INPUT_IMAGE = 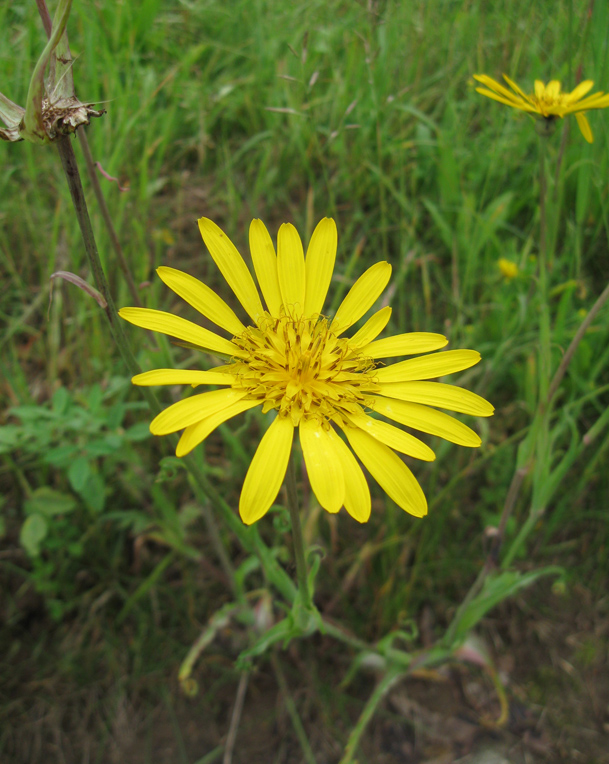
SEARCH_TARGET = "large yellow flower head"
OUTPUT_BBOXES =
[473,74,609,143]
[120,218,493,525]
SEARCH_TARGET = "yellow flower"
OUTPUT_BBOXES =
[498,258,518,280]
[473,74,609,143]
[120,218,493,525]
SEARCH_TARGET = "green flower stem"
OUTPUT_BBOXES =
[286,451,313,611]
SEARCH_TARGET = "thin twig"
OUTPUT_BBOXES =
[223,671,249,764]
[77,129,142,305]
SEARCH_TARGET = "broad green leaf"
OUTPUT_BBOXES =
[24,487,77,517]
[20,513,48,556]
[68,457,91,494]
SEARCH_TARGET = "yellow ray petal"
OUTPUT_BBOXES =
[326,427,371,522]
[343,425,427,517]
[198,217,265,324]
[501,74,531,101]
[362,332,448,360]
[332,261,392,335]
[474,74,524,102]
[475,88,536,112]
[300,418,345,513]
[132,369,235,386]
[303,218,338,317]
[372,396,482,447]
[564,80,594,104]
[176,398,260,457]
[534,80,545,99]
[349,306,392,347]
[249,219,282,316]
[150,388,248,435]
[575,112,593,143]
[347,411,435,461]
[239,415,294,525]
[546,80,561,98]
[277,223,306,317]
[377,381,494,416]
[375,349,481,383]
[156,266,245,336]
[572,92,609,110]
[119,307,245,358]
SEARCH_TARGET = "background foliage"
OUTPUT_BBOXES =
[1,0,608,761]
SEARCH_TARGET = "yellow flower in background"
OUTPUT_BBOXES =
[498,258,518,280]
[120,218,493,525]
[473,74,609,143]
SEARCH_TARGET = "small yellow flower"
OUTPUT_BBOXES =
[473,74,609,143]
[498,258,518,280]
[120,218,493,525]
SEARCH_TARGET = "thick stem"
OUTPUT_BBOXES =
[285,451,313,610]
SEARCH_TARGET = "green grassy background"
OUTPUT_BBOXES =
[1,0,609,761]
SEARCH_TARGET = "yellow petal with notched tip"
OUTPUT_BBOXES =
[575,112,593,143]
[303,217,337,317]
[332,261,391,335]
[326,427,370,522]
[249,219,282,316]
[150,388,248,435]
[343,425,427,517]
[349,306,392,347]
[377,381,494,416]
[372,396,482,447]
[240,415,294,525]
[277,223,306,317]
[119,307,245,358]
[156,266,245,336]
[176,398,260,457]
[300,418,345,513]
[198,217,265,324]
[362,332,448,360]
[132,369,235,386]
[347,411,435,461]
[375,349,480,383]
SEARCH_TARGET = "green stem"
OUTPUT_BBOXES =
[286,451,312,610]
[339,667,404,764]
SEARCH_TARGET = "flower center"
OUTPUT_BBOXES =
[227,313,379,426]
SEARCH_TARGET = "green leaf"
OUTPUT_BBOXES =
[24,487,77,517]
[452,567,563,642]
[20,513,48,556]
[123,422,152,442]
[68,456,91,493]
[81,472,106,513]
